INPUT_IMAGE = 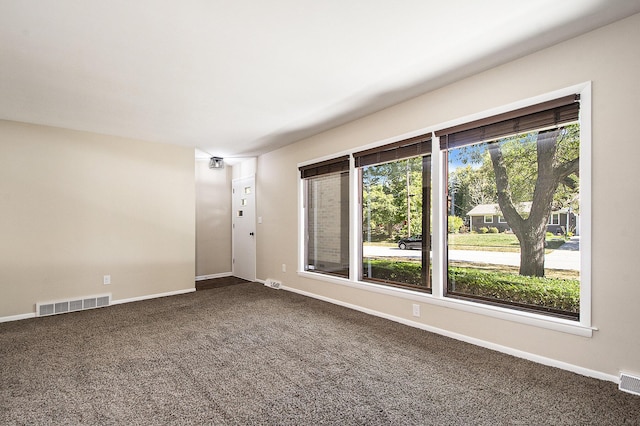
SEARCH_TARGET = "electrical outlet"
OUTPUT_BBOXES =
[282,263,286,272]
[412,303,420,317]
[103,275,111,285]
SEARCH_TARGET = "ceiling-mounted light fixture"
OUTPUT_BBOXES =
[209,157,224,169]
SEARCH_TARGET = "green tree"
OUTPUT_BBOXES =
[448,215,464,233]
[489,125,579,276]
[404,159,423,238]
[449,165,495,217]
[450,124,579,277]
[363,185,397,240]
[363,157,424,241]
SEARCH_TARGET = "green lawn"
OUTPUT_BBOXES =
[449,233,520,251]
[448,233,566,252]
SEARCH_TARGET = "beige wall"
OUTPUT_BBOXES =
[232,158,257,180]
[256,13,640,378]
[195,159,232,277]
[0,121,195,317]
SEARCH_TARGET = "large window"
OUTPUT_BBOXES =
[438,95,581,319]
[354,136,432,291]
[300,156,350,277]
[298,89,588,327]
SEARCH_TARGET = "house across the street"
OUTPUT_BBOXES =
[467,202,579,235]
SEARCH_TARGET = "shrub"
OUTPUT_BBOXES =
[364,259,422,286]
[448,216,464,234]
[448,267,579,313]
[488,227,499,234]
[478,227,489,234]
[363,259,579,314]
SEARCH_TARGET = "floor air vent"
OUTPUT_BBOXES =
[264,278,282,289]
[619,373,640,396]
[36,294,111,317]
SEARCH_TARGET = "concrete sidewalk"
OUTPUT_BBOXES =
[363,245,580,271]
[449,249,579,270]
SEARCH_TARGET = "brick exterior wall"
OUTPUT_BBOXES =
[306,172,349,274]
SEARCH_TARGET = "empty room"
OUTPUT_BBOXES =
[2,1,640,424]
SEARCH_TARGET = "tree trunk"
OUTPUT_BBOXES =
[518,225,547,277]
[488,129,577,277]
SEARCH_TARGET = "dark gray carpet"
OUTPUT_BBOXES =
[196,276,251,291]
[1,282,638,425]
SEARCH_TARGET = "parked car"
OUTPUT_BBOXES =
[398,235,422,250]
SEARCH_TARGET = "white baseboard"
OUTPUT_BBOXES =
[196,272,233,281]
[111,288,196,305]
[0,288,197,324]
[0,312,36,323]
[281,285,619,385]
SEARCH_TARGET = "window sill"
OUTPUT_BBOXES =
[297,270,594,337]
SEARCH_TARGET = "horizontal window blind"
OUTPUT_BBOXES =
[299,155,350,179]
[353,134,432,168]
[436,94,580,150]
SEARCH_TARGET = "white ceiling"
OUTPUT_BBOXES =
[2,1,640,159]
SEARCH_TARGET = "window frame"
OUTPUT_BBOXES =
[354,135,432,292]
[484,215,494,223]
[440,97,582,319]
[299,156,351,278]
[297,82,592,336]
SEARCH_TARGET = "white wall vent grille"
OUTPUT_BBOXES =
[620,373,640,396]
[38,304,54,316]
[54,302,69,314]
[36,294,111,317]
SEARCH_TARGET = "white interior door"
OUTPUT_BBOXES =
[232,176,256,281]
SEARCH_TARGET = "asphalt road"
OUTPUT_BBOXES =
[363,243,580,271]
